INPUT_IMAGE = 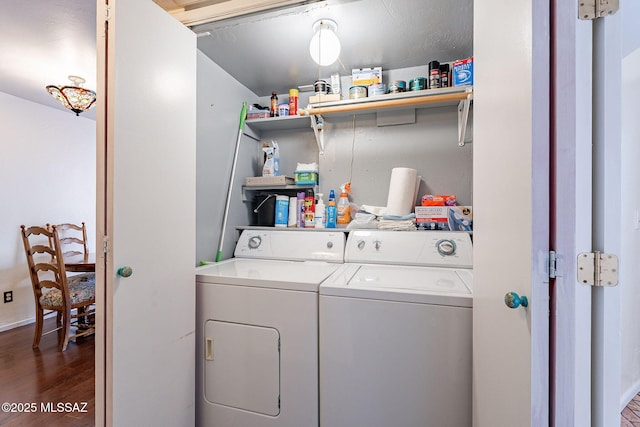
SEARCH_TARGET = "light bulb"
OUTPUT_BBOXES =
[309,20,340,66]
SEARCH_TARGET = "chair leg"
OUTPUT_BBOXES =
[77,306,86,327]
[59,309,71,352]
[56,311,62,327]
[32,307,44,349]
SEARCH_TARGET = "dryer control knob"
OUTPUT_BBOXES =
[248,236,262,249]
[327,241,333,249]
[357,240,365,250]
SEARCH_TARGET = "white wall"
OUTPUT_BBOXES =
[0,91,95,331]
[620,46,640,406]
[196,50,258,263]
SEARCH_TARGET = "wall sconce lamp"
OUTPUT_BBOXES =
[46,75,96,116]
[309,19,341,66]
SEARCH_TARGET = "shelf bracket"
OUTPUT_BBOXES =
[309,114,325,155]
[457,95,472,147]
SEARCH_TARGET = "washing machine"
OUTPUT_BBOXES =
[196,229,345,427]
[319,230,473,427]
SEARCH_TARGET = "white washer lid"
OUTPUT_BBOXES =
[320,264,473,307]
[196,258,341,292]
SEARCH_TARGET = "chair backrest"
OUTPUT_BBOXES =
[20,225,71,309]
[47,222,88,258]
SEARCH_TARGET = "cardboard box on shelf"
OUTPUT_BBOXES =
[247,109,270,119]
[352,67,382,87]
[453,57,473,86]
[415,205,473,231]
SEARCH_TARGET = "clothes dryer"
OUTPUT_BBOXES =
[319,230,473,427]
[196,229,345,427]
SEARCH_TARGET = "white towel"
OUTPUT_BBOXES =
[377,218,416,231]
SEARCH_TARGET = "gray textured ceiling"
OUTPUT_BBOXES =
[0,0,97,119]
[0,0,473,116]
[193,0,473,97]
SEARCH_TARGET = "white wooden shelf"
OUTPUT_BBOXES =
[244,86,473,154]
[301,86,472,114]
[245,114,309,132]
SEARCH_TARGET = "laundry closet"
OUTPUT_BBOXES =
[100,0,552,425]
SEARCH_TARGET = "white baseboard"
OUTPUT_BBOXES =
[621,379,640,411]
[0,317,35,333]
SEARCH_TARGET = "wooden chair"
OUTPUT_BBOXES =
[20,224,95,351]
[47,222,88,258]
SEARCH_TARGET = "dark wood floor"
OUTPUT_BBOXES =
[0,315,94,426]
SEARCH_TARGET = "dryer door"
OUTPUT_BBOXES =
[204,321,281,416]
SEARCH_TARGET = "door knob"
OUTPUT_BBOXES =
[117,266,133,277]
[504,292,528,309]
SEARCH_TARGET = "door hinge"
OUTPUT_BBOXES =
[103,236,110,254]
[577,251,619,287]
[549,251,558,279]
[578,0,619,20]
[105,4,111,22]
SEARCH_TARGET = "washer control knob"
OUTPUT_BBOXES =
[436,239,457,256]
[373,240,381,251]
[248,236,262,249]
[357,240,365,250]
[327,241,334,249]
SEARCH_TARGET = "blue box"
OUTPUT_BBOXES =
[453,57,473,86]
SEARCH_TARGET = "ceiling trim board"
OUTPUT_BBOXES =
[162,0,309,26]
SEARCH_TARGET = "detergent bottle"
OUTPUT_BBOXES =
[314,194,326,228]
[326,190,337,228]
[337,184,351,226]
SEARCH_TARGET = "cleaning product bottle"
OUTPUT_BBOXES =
[326,189,337,228]
[304,188,315,228]
[314,194,326,228]
[337,185,351,226]
[270,91,278,117]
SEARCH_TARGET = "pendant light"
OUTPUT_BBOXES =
[309,19,341,66]
[46,76,96,116]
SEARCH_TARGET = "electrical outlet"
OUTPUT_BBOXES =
[3,291,13,303]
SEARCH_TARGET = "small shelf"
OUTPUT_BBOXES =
[245,115,310,132]
[241,184,316,202]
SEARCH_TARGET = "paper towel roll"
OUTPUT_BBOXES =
[288,196,298,227]
[386,167,418,216]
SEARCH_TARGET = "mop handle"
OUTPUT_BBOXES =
[216,102,247,262]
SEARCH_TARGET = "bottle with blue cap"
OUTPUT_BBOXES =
[326,189,337,228]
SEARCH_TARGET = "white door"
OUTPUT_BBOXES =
[554,4,623,427]
[473,0,550,425]
[475,1,624,426]
[96,0,197,425]
[552,1,594,425]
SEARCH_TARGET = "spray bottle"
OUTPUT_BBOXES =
[337,184,351,227]
[326,190,337,228]
[304,188,315,228]
[314,193,326,228]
